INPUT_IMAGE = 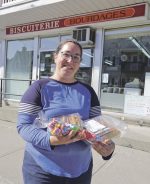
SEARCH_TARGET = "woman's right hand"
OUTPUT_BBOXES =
[50,130,86,145]
[92,139,115,157]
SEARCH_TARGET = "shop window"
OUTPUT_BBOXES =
[39,35,70,79]
[39,48,93,85]
[6,39,34,100]
[39,51,55,79]
[60,35,72,42]
[40,35,72,50]
[75,48,93,85]
[40,37,59,50]
[39,35,93,85]
[101,33,150,110]
[0,41,2,77]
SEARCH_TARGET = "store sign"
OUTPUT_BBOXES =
[6,4,146,35]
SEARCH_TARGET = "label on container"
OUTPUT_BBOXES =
[84,119,106,133]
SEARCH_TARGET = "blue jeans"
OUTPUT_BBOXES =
[22,151,93,184]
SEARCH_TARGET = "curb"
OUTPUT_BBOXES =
[102,110,150,127]
[114,136,150,153]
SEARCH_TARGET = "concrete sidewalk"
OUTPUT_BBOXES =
[0,120,150,184]
[0,120,24,184]
[92,146,150,184]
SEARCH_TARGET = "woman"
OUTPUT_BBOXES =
[17,40,115,184]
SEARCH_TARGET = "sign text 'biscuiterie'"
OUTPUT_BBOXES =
[6,4,146,35]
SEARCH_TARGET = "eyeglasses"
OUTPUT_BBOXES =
[60,51,81,63]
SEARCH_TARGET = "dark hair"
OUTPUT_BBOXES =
[55,39,82,56]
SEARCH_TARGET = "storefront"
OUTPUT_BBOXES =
[101,26,150,116]
[0,0,150,116]
[4,35,94,100]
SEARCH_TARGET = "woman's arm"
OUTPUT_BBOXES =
[17,79,52,151]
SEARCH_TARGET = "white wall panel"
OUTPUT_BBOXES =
[91,29,104,97]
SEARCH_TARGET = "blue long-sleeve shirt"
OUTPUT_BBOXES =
[17,78,101,178]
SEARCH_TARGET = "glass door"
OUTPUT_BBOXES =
[6,39,34,100]
[76,48,93,85]
[39,48,93,85]
[39,51,55,79]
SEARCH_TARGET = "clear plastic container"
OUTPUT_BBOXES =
[83,115,128,143]
[47,113,83,136]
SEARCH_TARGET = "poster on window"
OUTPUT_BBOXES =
[102,73,109,83]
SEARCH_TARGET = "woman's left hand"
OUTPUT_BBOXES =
[92,139,115,157]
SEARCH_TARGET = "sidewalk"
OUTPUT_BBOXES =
[102,109,150,127]
[0,120,24,184]
[0,119,150,184]
[92,146,150,184]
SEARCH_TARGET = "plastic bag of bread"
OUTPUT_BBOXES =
[83,115,127,143]
[47,113,83,136]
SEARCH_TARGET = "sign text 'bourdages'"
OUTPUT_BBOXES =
[6,4,146,35]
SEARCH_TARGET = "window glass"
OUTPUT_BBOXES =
[0,41,2,77]
[6,39,34,100]
[60,35,72,41]
[40,36,59,50]
[39,35,72,79]
[40,35,72,50]
[39,35,93,85]
[76,48,93,85]
[39,51,55,79]
[101,33,150,110]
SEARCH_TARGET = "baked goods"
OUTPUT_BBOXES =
[47,113,82,136]
[47,113,127,143]
[83,115,127,143]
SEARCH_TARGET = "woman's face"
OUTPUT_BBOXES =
[54,42,81,81]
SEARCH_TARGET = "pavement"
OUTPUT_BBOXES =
[0,119,150,184]
[102,109,150,127]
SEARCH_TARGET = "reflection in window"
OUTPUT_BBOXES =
[102,35,150,95]
[76,48,93,85]
[39,51,55,79]
[39,48,94,85]
[60,35,72,42]
[40,35,72,50]
[40,37,59,50]
[6,39,34,100]
[39,35,93,85]
[0,42,2,77]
